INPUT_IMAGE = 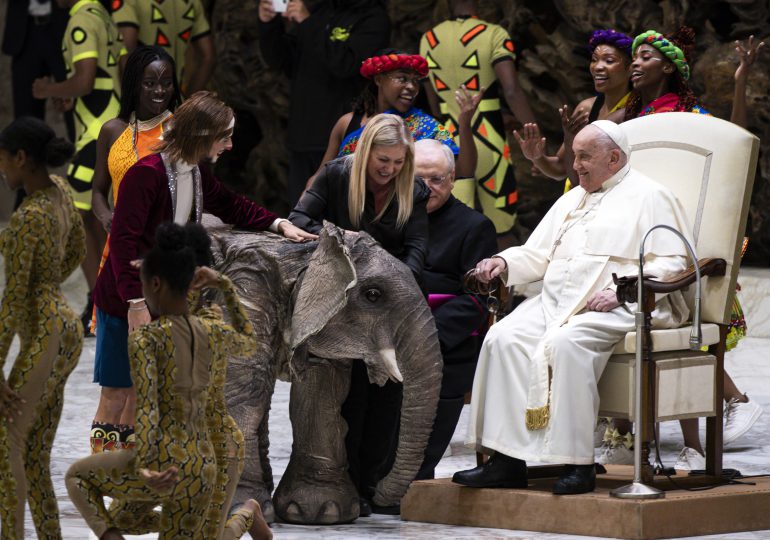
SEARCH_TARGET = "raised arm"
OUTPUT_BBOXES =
[730,35,765,128]
[192,269,257,358]
[454,85,483,179]
[514,123,567,180]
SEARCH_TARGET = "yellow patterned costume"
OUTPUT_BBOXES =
[65,275,257,538]
[63,0,126,210]
[420,17,519,234]
[0,176,85,539]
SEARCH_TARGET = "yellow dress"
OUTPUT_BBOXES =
[0,176,85,539]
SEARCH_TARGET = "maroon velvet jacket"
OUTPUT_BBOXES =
[93,153,279,318]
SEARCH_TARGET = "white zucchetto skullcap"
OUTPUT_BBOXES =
[590,120,630,156]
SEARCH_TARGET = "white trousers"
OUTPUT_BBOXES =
[467,295,636,465]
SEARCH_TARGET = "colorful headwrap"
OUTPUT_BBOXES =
[360,54,429,79]
[632,30,691,80]
[589,29,633,58]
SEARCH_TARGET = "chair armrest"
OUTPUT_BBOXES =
[613,258,726,304]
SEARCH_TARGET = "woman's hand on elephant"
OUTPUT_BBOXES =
[189,266,222,291]
[0,383,25,422]
[474,256,507,283]
[278,220,318,242]
[140,466,178,492]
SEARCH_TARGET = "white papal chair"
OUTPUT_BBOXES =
[467,112,759,485]
[595,112,759,485]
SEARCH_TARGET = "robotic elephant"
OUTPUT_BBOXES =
[206,219,442,525]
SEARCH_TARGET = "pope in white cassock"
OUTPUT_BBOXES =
[453,120,693,494]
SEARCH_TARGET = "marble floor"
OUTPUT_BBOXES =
[2,261,770,539]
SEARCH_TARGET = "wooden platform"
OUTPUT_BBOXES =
[401,466,770,539]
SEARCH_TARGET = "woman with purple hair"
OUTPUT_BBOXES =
[515,29,633,185]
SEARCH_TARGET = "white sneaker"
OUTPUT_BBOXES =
[594,417,611,448]
[723,397,763,445]
[674,447,705,471]
[598,442,634,465]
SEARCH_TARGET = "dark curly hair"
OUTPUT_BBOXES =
[141,222,212,295]
[0,117,74,168]
[624,27,699,120]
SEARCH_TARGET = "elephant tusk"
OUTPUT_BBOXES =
[379,348,403,383]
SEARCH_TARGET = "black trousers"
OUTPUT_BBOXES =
[287,149,325,208]
[342,360,402,500]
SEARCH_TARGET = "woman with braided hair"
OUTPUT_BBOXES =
[306,50,481,190]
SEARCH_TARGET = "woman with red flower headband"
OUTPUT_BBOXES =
[305,49,481,192]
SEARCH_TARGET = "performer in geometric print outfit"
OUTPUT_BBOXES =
[0,118,86,539]
[66,223,265,539]
[420,0,535,239]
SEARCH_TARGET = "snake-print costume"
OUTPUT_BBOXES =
[65,275,257,538]
[0,176,85,539]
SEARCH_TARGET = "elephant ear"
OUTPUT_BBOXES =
[289,221,357,351]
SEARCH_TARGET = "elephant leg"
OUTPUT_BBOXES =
[273,357,359,524]
[225,357,276,523]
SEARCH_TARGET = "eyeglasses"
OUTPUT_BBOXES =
[415,174,450,186]
[387,74,425,87]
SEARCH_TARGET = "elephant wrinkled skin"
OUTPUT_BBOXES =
[204,217,443,525]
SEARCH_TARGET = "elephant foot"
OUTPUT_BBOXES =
[260,499,275,524]
[274,464,360,524]
[282,499,356,525]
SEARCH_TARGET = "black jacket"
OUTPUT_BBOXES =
[424,195,497,360]
[2,0,69,57]
[258,0,390,152]
[289,157,430,280]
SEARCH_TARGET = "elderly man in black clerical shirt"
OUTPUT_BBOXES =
[413,139,498,480]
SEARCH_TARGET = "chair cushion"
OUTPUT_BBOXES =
[612,323,721,354]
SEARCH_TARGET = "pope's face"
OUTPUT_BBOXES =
[572,127,619,192]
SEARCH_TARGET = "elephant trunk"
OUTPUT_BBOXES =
[373,302,443,506]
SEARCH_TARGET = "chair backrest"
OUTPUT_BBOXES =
[621,113,759,325]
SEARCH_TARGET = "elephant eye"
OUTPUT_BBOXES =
[364,288,382,303]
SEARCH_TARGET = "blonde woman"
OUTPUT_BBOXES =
[289,113,429,513]
[290,113,428,280]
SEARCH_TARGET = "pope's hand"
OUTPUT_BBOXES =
[586,289,621,312]
[474,257,506,283]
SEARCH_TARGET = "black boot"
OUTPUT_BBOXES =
[452,453,527,488]
[552,464,596,495]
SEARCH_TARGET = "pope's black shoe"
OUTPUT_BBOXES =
[452,453,528,488]
[552,464,596,495]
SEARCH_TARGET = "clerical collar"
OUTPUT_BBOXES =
[596,163,631,193]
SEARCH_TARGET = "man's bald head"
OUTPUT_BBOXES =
[415,139,456,213]
[571,124,628,192]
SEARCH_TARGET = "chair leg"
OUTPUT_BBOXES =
[706,325,727,477]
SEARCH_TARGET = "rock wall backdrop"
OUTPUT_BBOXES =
[2,0,768,264]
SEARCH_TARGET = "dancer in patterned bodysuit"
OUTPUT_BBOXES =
[0,118,85,539]
[66,223,260,539]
